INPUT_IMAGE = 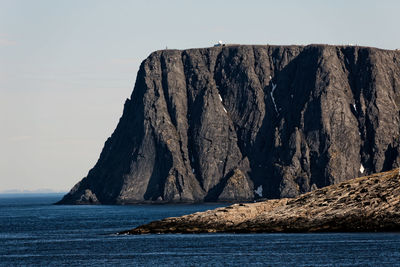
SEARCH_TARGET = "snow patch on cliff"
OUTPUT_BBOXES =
[255,185,263,197]
[360,164,365,173]
[216,93,227,113]
[270,82,278,114]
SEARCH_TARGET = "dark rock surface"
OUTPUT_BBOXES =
[58,44,400,204]
[120,168,400,234]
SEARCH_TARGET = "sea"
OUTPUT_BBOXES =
[1,194,400,266]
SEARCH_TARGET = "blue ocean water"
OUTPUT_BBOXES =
[1,195,400,266]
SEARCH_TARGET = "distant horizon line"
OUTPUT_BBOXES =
[0,189,68,194]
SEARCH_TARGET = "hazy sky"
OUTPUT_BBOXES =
[1,0,399,192]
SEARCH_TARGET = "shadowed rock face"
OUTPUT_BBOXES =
[58,45,400,205]
[120,168,400,234]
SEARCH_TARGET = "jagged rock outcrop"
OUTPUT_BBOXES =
[58,44,400,204]
[120,168,400,234]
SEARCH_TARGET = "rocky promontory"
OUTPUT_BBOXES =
[58,44,400,204]
[120,168,400,234]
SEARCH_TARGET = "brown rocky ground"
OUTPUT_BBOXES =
[120,168,400,234]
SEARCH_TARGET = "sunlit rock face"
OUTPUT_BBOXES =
[58,45,400,204]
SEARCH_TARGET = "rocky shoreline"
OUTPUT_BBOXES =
[120,168,400,234]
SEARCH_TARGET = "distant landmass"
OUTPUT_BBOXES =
[120,168,400,234]
[58,44,400,205]
[0,189,66,194]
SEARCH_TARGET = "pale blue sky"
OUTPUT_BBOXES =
[1,0,399,192]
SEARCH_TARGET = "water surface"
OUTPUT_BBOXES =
[1,195,399,266]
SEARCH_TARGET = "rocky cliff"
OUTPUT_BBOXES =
[120,168,400,234]
[58,44,400,204]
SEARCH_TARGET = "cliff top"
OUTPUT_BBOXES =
[150,43,399,56]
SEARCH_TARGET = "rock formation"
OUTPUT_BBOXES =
[120,168,400,234]
[58,44,400,204]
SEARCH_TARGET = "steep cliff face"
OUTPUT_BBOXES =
[58,45,400,204]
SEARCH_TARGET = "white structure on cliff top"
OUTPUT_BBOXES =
[214,40,224,47]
